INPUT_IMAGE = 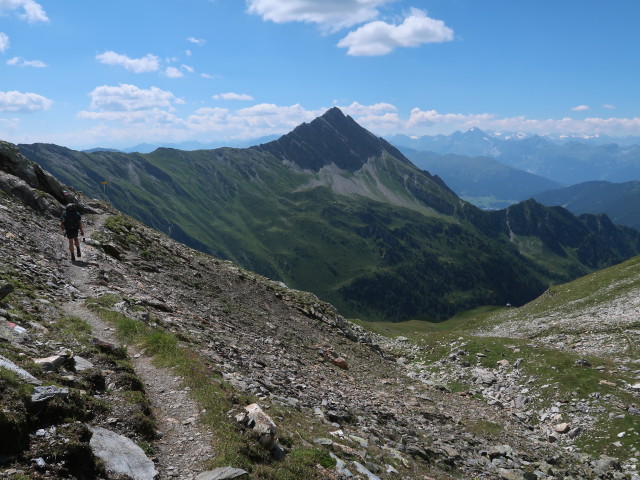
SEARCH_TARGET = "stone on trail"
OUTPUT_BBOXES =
[89,426,157,480]
[194,467,248,480]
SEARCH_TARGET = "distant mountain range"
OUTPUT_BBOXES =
[16,109,640,322]
[533,180,640,231]
[398,149,563,209]
[388,128,640,185]
[83,135,282,154]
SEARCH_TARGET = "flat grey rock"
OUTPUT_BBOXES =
[194,467,248,480]
[31,385,68,402]
[89,426,157,480]
[0,354,41,385]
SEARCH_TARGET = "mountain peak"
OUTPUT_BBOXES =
[253,108,410,171]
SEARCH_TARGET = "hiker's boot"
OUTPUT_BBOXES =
[77,246,81,258]
[71,252,76,262]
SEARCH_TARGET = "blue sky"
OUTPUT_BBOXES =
[1,0,639,149]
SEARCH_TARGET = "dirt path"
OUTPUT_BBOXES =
[61,214,214,480]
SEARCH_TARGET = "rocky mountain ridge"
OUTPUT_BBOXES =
[15,110,640,323]
[2,142,639,478]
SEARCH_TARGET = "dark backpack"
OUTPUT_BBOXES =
[62,204,80,230]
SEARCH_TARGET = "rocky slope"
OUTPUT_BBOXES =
[0,140,638,479]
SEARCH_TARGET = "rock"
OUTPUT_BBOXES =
[194,467,249,480]
[0,354,42,384]
[592,455,621,477]
[239,403,277,450]
[0,283,14,300]
[89,426,157,480]
[332,356,349,370]
[575,358,591,367]
[33,353,71,371]
[31,385,69,403]
[472,367,497,385]
[330,453,354,478]
[73,356,94,372]
[568,426,583,438]
[354,461,381,480]
[314,437,333,446]
[554,423,570,433]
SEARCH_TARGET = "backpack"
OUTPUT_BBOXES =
[62,204,80,230]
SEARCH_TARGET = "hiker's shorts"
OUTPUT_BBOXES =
[65,229,79,239]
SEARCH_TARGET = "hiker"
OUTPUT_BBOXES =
[60,203,84,261]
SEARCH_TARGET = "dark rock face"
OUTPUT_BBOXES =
[253,107,411,172]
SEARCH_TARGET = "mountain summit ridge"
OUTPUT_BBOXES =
[253,107,411,172]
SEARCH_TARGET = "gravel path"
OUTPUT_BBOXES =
[61,214,214,480]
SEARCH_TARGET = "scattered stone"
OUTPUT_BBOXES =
[30,385,69,403]
[89,426,157,480]
[0,354,42,384]
[237,403,277,450]
[34,352,71,371]
[73,355,94,371]
[332,356,349,370]
[554,423,570,433]
[575,358,591,367]
[354,461,381,480]
[194,467,249,480]
[0,283,14,300]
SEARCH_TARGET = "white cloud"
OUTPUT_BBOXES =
[571,105,590,111]
[404,107,640,137]
[164,66,184,78]
[337,8,454,56]
[85,84,177,112]
[7,56,47,67]
[187,37,206,46]
[181,64,195,73]
[201,73,220,79]
[603,104,615,109]
[96,51,160,73]
[0,32,8,52]
[186,49,193,57]
[246,0,389,31]
[0,90,52,112]
[0,0,49,23]
[212,92,254,101]
[339,101,397,116]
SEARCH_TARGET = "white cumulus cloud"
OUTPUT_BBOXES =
[7,56,47,67]
[0,32,9,52]
[0,90,52,112]
[571,105,590,111]
[85,84,177,112]
[338,8,454,56]
[339,101,397,116]
[603,104,615,109]
[246,0,389,31]
[0,0,49,23]
[96,51,160,73]
[212,92,255,101]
